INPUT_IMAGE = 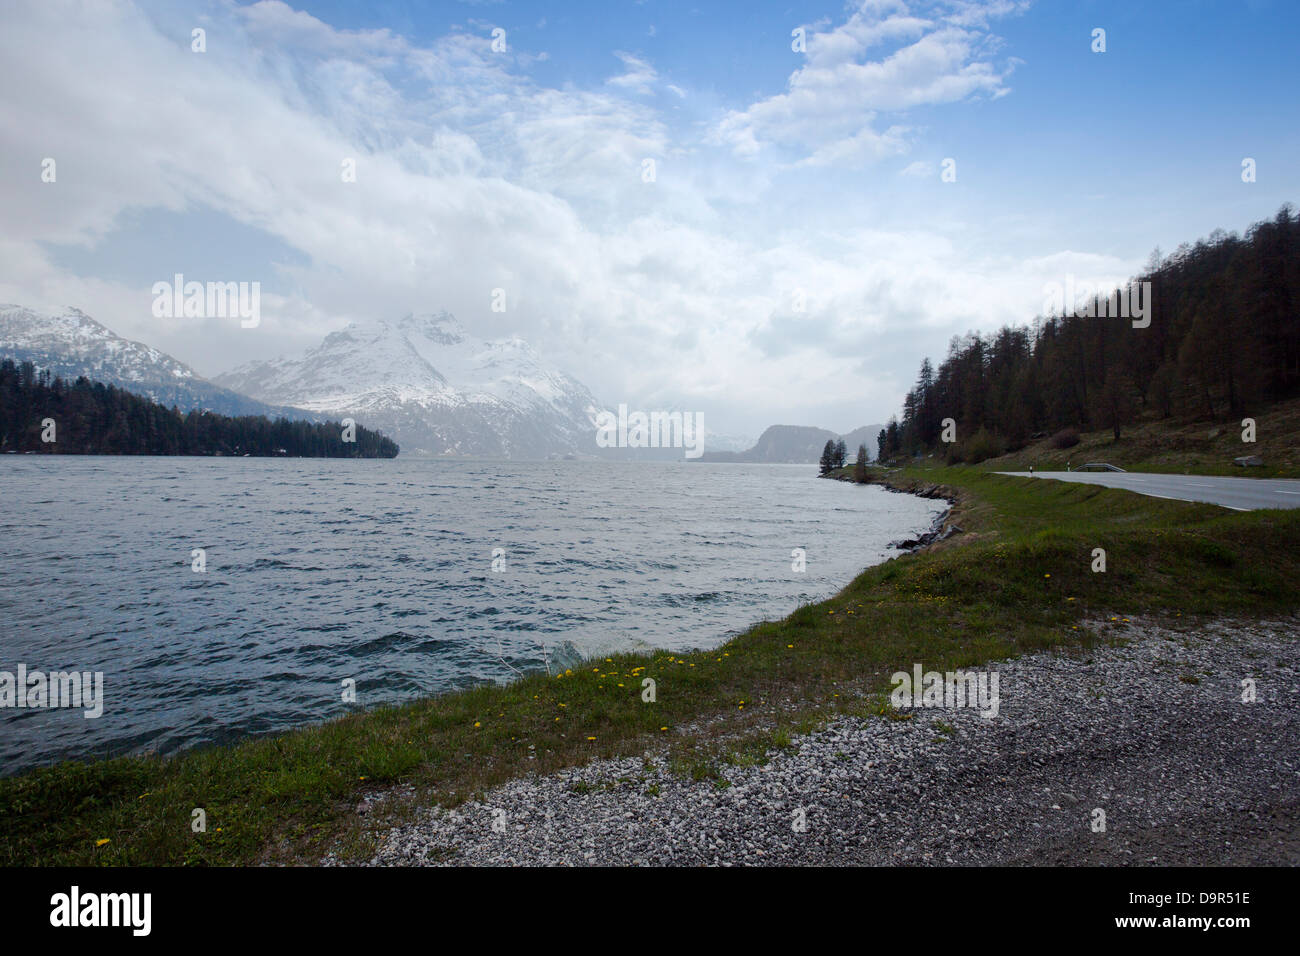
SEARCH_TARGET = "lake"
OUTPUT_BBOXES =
[0,457,944,774]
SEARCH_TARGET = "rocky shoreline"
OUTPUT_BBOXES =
[889,505,962,552]
[823,468,964,552]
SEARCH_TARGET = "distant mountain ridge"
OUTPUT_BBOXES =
[841,425,886,459]
[2,304,870,463]
[698,423,886,463]
[215,312,603,458]
[0,305,316,421]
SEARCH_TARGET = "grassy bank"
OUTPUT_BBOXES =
[974,395,1300,478]
[3,467,1298,866]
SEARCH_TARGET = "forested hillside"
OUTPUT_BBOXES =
[0,359,399,457]
[879,205,1300,463]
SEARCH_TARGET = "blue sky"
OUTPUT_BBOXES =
[2,0,1297,437]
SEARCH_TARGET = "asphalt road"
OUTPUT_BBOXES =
[997,470,1300,510]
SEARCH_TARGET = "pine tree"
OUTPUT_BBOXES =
[819,439,836,475]
[1094,368,1136,441]
[853,444,868,483]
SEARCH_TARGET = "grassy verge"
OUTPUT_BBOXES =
[973,396,1300,478]
[3,467,1298,866]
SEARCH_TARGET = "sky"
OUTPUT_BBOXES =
[2,0,1297,439]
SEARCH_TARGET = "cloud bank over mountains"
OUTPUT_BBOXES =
[0,0,1178,435]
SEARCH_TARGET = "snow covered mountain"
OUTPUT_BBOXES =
[215,312,603,458]
[0,305,315,420]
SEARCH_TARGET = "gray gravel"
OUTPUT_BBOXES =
[333,616,1300,866]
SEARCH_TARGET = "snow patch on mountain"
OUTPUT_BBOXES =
[215,312,603,458]
[0,305,314,420]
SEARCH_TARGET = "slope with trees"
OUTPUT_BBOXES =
[0,360,399,457]
[878,205,1299,464]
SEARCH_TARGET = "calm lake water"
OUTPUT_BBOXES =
[0,457,943,774]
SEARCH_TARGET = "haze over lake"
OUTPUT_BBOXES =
[0,458,943,774]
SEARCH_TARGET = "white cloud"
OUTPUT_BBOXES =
[606,51,659,96]
[714,0,1022,167]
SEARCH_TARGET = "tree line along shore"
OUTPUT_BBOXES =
[0,358,398,457]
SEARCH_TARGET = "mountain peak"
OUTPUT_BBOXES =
[396,311,466,345]
[0,304,311,420]
[214,310,599,457]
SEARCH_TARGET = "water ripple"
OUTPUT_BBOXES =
[0,458,943,775]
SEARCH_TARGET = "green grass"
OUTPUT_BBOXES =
[974,395,1300,478]
[3,466,1298,866]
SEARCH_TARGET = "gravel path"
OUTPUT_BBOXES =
[338,616,1300,866]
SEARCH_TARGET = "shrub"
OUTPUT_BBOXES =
[1050,428,1081,450]
[965,429,1005,464]
[947,427,1004,464]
